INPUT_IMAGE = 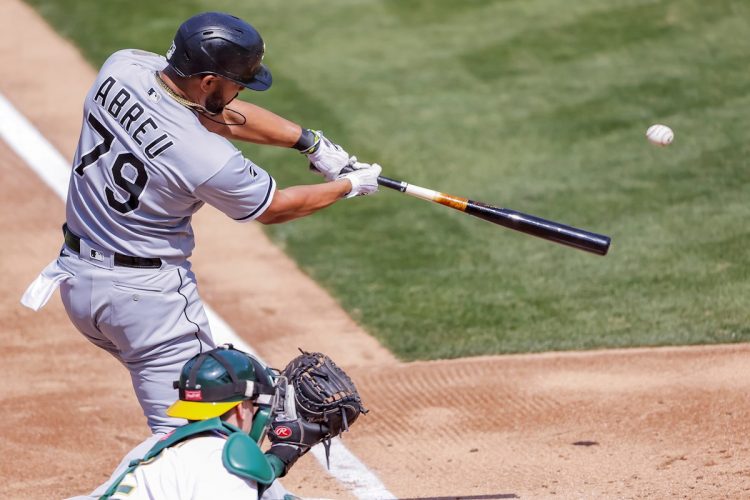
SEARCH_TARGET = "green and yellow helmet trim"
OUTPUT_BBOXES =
[166,345,277,425]
[167,399,242,420]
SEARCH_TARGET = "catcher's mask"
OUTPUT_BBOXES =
[166,11,272,91]
[167,344,280,443]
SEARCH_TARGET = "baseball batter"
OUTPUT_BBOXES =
[22,11,381,435]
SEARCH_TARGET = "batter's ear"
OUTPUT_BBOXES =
[198,74,220,91]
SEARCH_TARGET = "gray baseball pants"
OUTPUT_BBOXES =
[57,240,215,433]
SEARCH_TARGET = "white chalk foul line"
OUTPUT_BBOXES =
[0,93,70,200]
[0,91,395,500]
[311,439,396,500]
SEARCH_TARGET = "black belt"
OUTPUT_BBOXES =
[63,224,162,269]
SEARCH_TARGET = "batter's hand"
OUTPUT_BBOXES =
[304,131,351,181]
[338,161,382,198]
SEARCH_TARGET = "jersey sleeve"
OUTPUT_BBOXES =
[194,151,276,222]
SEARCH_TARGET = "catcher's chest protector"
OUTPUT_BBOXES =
[100,418,275,499]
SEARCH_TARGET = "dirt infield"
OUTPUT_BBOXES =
[2,1,750,498]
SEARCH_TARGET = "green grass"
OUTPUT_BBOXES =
[26,0,750,360]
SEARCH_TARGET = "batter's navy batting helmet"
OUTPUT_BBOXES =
[167,344,279,442]
[167,12,272,91]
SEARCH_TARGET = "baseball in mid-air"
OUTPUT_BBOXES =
[646,124,674,147]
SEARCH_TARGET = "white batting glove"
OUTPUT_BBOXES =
[304,131,351,181]
[338,161,382,198]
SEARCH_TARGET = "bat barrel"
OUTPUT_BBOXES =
[465,201,611,255]
[372,173,611,256]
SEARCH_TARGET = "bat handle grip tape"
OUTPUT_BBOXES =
[375,176,406,192]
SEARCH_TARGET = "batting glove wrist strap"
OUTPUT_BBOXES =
[292,128,320,153]
[302,131,352,181]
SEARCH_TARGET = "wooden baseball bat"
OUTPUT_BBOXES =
[375,175,611,256]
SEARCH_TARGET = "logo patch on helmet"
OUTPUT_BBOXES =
[166,41,176,60]
[274,426,292,439]
[185,389,202,401]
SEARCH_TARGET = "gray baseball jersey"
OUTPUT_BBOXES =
[66,49,275,260]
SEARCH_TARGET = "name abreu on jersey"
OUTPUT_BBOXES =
[93,74,174,160]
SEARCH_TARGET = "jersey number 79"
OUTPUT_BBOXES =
[75,113,149,214]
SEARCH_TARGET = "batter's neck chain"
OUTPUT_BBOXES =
[154,72,247,126]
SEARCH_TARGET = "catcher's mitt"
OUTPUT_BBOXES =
[266,350,367,474]
[284,349,368,436]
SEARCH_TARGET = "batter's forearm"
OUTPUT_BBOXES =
[201,100,302,146]
[257,180,352,224]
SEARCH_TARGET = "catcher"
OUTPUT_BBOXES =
[87,345,366,500]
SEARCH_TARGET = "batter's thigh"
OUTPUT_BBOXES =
[60,257,215,433]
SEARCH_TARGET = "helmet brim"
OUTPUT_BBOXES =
[243,63,272,91]
[167,400,241,420]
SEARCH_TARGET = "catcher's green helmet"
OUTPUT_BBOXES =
[167,345,277,433]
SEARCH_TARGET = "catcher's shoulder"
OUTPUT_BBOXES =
[223,433,276,485]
